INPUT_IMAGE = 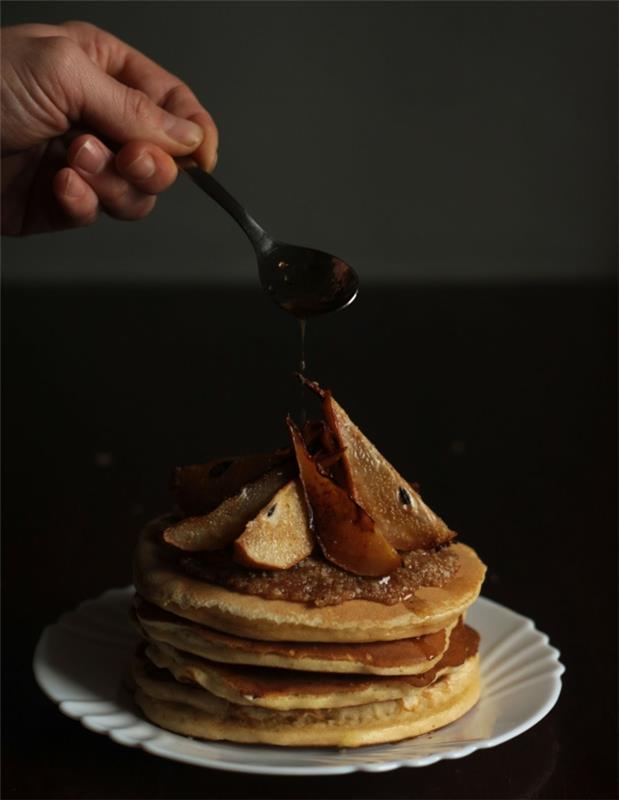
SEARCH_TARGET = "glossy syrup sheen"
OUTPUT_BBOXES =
[180,545,459,608]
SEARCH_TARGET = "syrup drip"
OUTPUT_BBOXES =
[299,318,307,375]
[299,318,307,425]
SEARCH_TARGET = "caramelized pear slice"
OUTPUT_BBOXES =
[322,392,455,551]
[233,480,314,569]
[164,465,293,551]
[171,449,291,516]
[302,419,339,456]
[287,418,400,577]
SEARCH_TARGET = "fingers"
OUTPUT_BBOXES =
[58,25,205,156]
[158,87,219,172]
[115,140,178,192]
[69,64,204,158]
[53,167,99,227]
[60,21,218,170]
[66,134,177,221]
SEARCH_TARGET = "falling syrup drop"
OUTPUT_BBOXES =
[299,318,307,425]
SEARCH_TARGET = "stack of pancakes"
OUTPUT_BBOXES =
[131,387,486,747]
[132,527,484,747]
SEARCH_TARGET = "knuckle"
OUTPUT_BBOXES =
[39,35,78,70]
[104,182,132,207]
[124,89,157,125]
[61,22,112,69]
[60,20,98,36]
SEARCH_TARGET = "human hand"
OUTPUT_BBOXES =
[1,21,218,235]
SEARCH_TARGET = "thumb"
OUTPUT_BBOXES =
[71,52,204,154]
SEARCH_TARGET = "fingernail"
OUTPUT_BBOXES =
[164,117,203,147]
[72,139,105,175]
[63,171,85,198]
[124,153,156,180]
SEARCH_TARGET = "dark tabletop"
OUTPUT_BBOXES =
[2,282,617,800]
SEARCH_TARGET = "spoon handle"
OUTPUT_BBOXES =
[180,162,272,253]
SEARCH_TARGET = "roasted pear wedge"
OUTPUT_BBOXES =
[164,465,293,551]
[287,418,401,577]
[301,378,455,551]
[234,480,314,569]
[172,449,291,516]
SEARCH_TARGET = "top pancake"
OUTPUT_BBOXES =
[135,518,486,642]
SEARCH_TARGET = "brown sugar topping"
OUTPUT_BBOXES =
[179,544,459,607]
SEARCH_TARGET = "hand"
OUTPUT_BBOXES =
[1,21,218,235]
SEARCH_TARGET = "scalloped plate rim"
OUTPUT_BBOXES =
[33,587,565,776]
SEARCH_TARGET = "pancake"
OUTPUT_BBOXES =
[131,387,488,747]
[132,651,481,747]
[133,599,457,675]
[134,518,486,642]
[142,619,479,710]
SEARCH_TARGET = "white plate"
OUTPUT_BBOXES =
[33,588,564,775]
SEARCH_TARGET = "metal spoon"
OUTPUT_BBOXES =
[181,163,359,317]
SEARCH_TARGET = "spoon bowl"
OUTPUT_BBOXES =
[259,242,358,317]
[182,163,359,317]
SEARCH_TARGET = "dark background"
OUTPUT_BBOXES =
[3,283,617,799]
[2,2,617,799]
[1,0,617,284]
